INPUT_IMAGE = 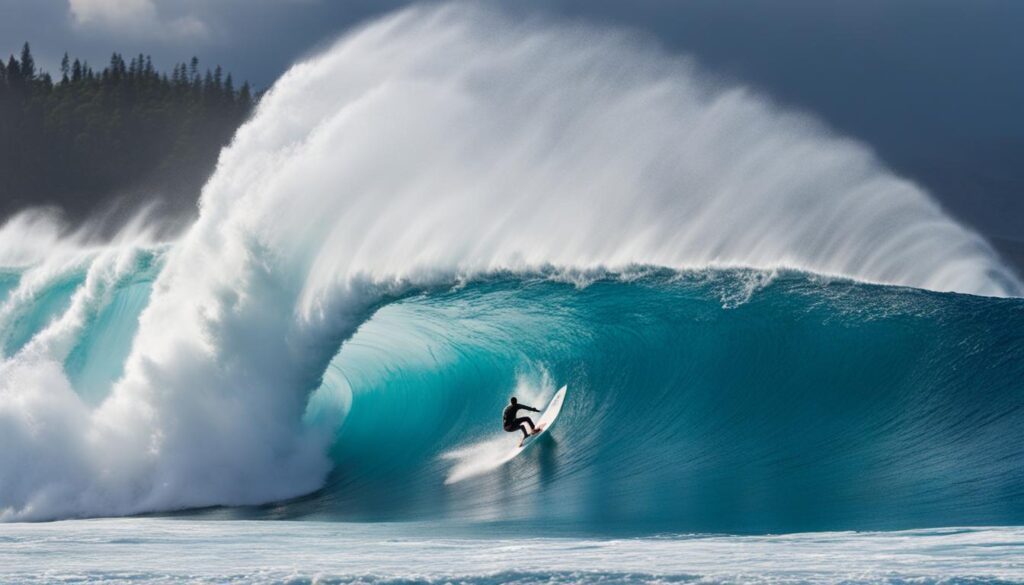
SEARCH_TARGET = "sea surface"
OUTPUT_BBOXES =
[4,520,1024,584]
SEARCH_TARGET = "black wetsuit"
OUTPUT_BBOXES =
[503,403,539,438]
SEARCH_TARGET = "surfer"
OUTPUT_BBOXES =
[503,397,540,444]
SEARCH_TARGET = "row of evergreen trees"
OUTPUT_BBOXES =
[0,43,257,221]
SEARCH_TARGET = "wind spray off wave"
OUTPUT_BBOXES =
[0,3,1020,522]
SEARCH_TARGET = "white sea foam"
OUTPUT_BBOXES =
[1,2,1020,520]
[1,519,1022,584]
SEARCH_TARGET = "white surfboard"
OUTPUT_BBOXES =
[516,385,567,449]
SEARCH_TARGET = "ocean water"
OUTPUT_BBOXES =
[3,520,1024,584]
[293,272,1024,533]
[1,3,1023,583]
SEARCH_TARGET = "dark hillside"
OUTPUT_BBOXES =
[0,43,255,223]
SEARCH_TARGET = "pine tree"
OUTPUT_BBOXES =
[19,43,35,80]
[60,52,70,83]
[239,81,252,106]
[6,56,22,88]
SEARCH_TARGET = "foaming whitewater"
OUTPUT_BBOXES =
[0,3,1021,523]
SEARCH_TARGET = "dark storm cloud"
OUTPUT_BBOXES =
[2,0,1021,244]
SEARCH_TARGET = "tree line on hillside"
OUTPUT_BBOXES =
[0,43,256,222]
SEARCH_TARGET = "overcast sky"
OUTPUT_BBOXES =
[2,0,1022,240]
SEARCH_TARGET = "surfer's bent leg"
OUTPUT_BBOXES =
[515,416,536,438]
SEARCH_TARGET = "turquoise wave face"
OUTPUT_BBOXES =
[0,252,160,405]
[1,271,84,357]
[2,263,1022,532]
[293,271,1024,533]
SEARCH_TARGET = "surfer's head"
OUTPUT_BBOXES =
[510,397,517,405]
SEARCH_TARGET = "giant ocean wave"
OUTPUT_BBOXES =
[0,4,1021,530]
